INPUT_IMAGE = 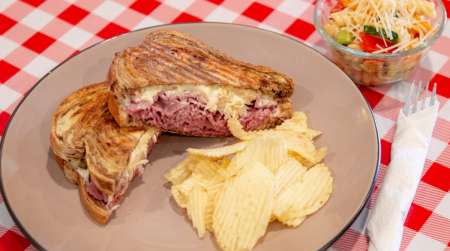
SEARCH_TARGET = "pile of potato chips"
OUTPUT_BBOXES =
[165,112,333,251]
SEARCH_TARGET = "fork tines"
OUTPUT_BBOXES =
[404,81,437,116]
[430,82,437,106]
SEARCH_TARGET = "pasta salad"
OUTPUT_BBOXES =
[324,0,437,53]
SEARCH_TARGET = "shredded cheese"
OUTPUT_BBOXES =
[392,38,419,52]
[372,37,415,53]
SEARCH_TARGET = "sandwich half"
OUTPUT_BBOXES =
[50,82,159,224]
[108,30,293,137]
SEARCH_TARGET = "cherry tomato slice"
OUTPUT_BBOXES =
[359,32,394,53]
[408,28,420,39]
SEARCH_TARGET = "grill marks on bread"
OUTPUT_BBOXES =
[110,30,293,99]
[51,83,110,160]
[51,82,159,199]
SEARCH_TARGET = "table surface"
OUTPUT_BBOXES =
[0,0,448,250]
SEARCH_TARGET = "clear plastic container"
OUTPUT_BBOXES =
[313,0,446,86]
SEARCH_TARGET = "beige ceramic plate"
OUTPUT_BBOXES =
[0,23,379,251]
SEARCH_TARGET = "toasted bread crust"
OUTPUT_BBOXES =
[109,30,294,98]
[50,82,108,162]
[79,178,112,225]
[52,153,111,224]
[107,94,137,127]
[53,154,79,185]
[266,98,292,128]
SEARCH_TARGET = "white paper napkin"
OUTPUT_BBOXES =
[367,101,439,251]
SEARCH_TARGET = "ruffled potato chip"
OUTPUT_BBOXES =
[274,158,307,196]
[187,141,248,158]
[276,112,308,132]
[166,110,334,251]
[228,112,323,143]
[275,112,322,140]
[205,183,222,232]
[286,135,327,167]
[213,162,274,251]
[187,185,209,238]
[171,175,205,209]
[190,158,221,178]
[227,118,257,140]
[227,134,290,173]
[282,215,306,227]
[171,185,188,208]
[274,164,333,226]
[165,157,193,185]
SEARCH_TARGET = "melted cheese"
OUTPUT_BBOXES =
[136,84,275,117]
[68,159,89,182]
[126,130,154,175]
[76,167,89,182]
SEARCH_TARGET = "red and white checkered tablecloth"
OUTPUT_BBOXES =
[0,0,448,250]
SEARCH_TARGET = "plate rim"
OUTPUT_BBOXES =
[0,22,380,251]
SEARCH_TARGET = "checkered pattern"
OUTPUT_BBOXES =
[0,0,448,250]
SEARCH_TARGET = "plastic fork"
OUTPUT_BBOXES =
[403,81,437,116]
[362,81,437,235]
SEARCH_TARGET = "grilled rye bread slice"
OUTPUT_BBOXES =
[50,82,159,224]
[108,30,293,137]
